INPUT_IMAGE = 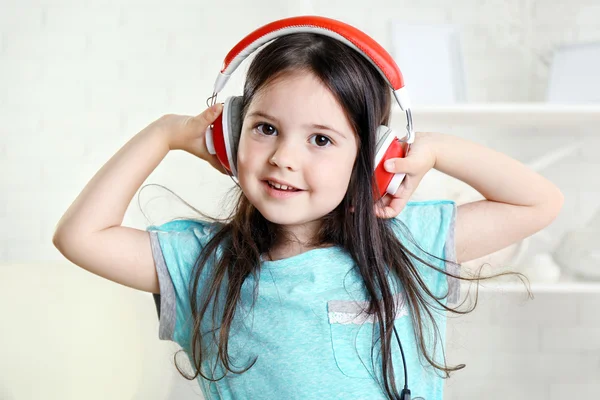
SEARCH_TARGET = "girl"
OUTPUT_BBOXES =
[53,18,564,400]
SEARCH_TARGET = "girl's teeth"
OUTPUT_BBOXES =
[269,181,296,191]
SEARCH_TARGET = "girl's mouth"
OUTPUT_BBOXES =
[262,180,304,198]
[266,180,300,192]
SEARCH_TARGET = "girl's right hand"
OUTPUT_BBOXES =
[152,103,227,174]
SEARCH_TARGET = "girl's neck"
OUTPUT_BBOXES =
[264,241,335,261]
[267,241,312,261]
[266,221,321,260]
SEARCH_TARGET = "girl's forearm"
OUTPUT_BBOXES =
[422,131,564,207]
[54,123,170,238]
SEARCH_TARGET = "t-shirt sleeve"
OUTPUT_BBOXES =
[146,219,220,348]
[390,199,460,304]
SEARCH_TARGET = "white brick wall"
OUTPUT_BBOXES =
[445,288,600,399]
[2,1,599,399]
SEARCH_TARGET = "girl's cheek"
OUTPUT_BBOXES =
[238,134,255,157]
[238,139,268,169]
[243,142,263,162]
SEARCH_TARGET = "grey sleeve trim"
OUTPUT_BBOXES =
[148,231,176,341]
[445,203,460,304]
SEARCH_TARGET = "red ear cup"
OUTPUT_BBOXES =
[373,127,408,199]
[209,97,244,176]
[210,112,233,175]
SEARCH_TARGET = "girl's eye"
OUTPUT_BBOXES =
[255,123,278,136]
[310,134,332,147]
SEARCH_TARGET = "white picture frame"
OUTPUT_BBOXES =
[390,22,466,105]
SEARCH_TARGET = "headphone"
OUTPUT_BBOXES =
[205,15,415,201]
[205,16,415,399]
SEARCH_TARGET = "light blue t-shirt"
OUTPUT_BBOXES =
[146,199,459,400]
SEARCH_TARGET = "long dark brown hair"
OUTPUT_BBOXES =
[168,33,529,399]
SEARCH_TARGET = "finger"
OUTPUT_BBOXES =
[374,202,396,219]
[374,204,391,219]
[384,157,413,174]
[375,195,410,219]
[196,103,223,126]
[374,179,411,218]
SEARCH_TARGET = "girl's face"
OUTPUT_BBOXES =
[237,71,358,241]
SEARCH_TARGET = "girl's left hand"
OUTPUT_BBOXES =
[375,132,438,219]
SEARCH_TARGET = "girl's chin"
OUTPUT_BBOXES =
[255,207,310,226]
[259,210,302,225]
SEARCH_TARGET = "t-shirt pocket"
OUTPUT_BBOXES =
[327,292,409,379]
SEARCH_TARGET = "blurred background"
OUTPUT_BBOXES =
[1,0,599,399]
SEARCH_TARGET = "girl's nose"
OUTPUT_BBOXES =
[269,140,300,170]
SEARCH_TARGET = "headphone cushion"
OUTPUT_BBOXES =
[225,96,244,173]
[375,125,392,155]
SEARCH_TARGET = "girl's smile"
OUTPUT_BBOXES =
[262,179,305,199]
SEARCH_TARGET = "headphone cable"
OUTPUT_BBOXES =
[393,325,411,400]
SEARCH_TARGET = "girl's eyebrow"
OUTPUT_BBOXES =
[246,111,279,123]
[307,123,347,139]
[246,110,347,139]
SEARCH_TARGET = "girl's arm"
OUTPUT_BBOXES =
[423,131,564,264]
[53,106,223,293]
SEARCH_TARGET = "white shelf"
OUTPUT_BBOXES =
[392,103,600,127]
[461,281,600,294]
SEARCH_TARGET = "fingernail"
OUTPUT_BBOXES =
[385,160,394,171]
[212,103,222,114]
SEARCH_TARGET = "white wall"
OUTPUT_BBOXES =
[2,0,600,263]
[445,287,600,399]
[2,0,600,399]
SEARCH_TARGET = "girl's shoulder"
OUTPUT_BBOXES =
[401,198,456,211]
[392,199,460,302]
[146,218,225,261]
[147,218,223,237]
[396,199,456,225]
[391,199,457,251]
